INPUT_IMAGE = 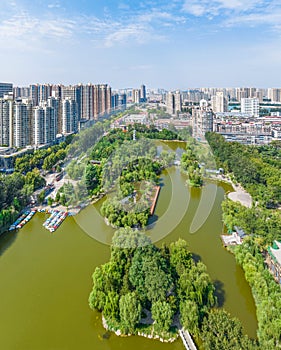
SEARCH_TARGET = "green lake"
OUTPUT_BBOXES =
[0,156,258,349]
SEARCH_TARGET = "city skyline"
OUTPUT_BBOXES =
[1,0,281,89]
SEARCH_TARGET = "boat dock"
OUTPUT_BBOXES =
[43,210,68,232]
[179,329,197,350]
[9,210,37,231]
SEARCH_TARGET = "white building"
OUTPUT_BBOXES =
[62,98,78,134]
[34,107,45,145]
[241,98,259,117]
[0,96,13,146]
[13,100,32,147]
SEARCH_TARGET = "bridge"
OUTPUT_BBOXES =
[179,328,197,350]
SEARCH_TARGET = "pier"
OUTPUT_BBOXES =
[150,185,161,215]
[179,329,197,350]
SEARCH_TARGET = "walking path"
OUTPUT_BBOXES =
[179,329,197,350]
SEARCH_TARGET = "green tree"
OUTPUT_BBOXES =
[38,189,45,204]
[119,292,141,334]
[201,309,257,350]
[151,300,174,333]
[47,197,54,206]
[180,300,199,336]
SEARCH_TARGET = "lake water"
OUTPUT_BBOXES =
[0,155,257,349]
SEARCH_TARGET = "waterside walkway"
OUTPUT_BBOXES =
[179,329,197,350]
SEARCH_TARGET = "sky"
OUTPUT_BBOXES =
[1,0,281,89]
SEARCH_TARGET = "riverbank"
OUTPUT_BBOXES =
[102,315,178,343]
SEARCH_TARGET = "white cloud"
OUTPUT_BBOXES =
[103,22,165,48]
[224,10,281,29]
[48,3,61,9]
[181,0,281,35]
[0,1,185,51]
[182,0,265,17]
[0,12,75,40]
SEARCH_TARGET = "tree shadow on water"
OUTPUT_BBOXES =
[147,214,159,228]
[213,280,226,307]
[192,253,202,264]
[0,230,18,257]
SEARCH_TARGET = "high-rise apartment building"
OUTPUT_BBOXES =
[174,91,182,115]
[12,100,32,147]
[33,105,57,146]
[44,106,56,143]
[132,89,140,104]
[39,84,52,103]
[47,97,60,135]
[79,84,111,119]
[192,99,213,139]
[166,92,174,115]
[211,92,228,113]
[0,97,13,146]
[62,98,78,134]
[236,88,250,102]
[33,107,45,145]
[1,82,112,146]
[13,86,30,99]
[241,98,259,117]
[0,83,13,98]
[29,84,39,106]
[51,85,62,99]
[268,88,281,102]
[166,91,182,115]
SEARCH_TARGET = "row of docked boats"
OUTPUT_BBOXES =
[9,210,37,231]
[42,210,68,233]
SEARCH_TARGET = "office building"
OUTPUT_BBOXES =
[140,84,147,102]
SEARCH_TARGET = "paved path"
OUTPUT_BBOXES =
[228,190,252,208]
[214,175,252,208]
[179,329,197,350]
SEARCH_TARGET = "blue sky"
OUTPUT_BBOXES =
[1,0,281,89]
